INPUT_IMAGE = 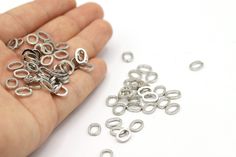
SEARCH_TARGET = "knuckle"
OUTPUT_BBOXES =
[94,19,113,36]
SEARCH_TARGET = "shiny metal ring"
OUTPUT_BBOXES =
[55,85,68,97]
[53,50,69,60]
[100,149,113,157]
[127,102,142,113]
[26,33,39,45]
[165,90,181,100]
[7,38,18,50]
[110,126,123,136]
[189,60,204,71]
[36,31,51,41]
[137,86,152,97]
[142,103,156,114]
[122,51,134,63]
[128,69,142,80]
[13,69,30,79]
[165,103,180,115]
[40,55,54,67]
[105,117,122,129]
[137,64,152,74]
[59,60,75,75]
[129,119,144,133]
[88,123,101,136]
[55,42,69,50]
[156,97,170,109]
[145,71,158,84]
[112,102,127,116]
[15,87,33,97]
[106,95,119,107]
[116,128,132,143]
[142,92,159,103]
[74,48,89,64]
[5,77,19,89]
[41,43,54,55]
[7,61,24,71]
[153,85,166,96]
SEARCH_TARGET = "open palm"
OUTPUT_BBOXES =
[0,0,112,156]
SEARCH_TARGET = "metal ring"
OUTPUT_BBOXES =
[116,128,132,143]
[36,31,51,41]
[40,55,54,66]
[145,72,158,84]
[137,86,152,97]
[5,77,19,89]
[165,103,180,115]
[100,149,113,157]
[127,102,142,113]
[26,33,39,45]
[7,61,24,71]
[153,85,166,96]
[156,97,170,109]
[142,92,159,103]
[122,51,134,63]
[53,50,69,60]
[106,95,119,107]
[55,85,68,97]
[165,90,181,100]
[142,103,156,114]
[105,117,122,129]
[129,119,144,133]
[128,69,142,80]
[88,123,101,136]
[26,62,39,72]
[59,60,75,75]
[15,87,33,97]
[110,126,123,136]
[74,48,89,64]
[112,102,127,116]
[41,43,54,55]
[137,64,152,74]
[189,60,204,71]
[13,69,30,79]
[7,38,18,50]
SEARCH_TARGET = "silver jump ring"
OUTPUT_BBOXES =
[122,51,134,63]
[112,102,127,116]
[5,77,19,89]
[13,69,30,79]
[40,55,54,67]
[142,92,159,103]
[137,64,152,74]
[189,60,204,71]
[105,117,122,129]
[145,71,158,84]
[106,95,119,107]
[142,103,156,114]
[156,97,170,109]
[36,31,51,41]
[55,85,68,97]
[165,103,180,115]
[116,128,132,143]
[26,33,39,45]
[129,119,144,133]
[88,123,101,136]
[100,149,113,157]
[55,42,69,50]
[15,87,33,97]
[74,48,89,64]
[153,85,166,96]
[127,102,142,113]
[137,86,152,97]
[165,90,181,100]
[53,50,69,60]
[7,61,24,71]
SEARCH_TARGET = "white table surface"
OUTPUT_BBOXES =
[1,0,236,157]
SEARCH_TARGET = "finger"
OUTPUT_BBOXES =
[67,19,113,59]
[53,58,107,123]
[0,0,76,43]
[38,2,104,42]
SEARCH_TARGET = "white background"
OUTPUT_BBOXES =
[1,0,236,157]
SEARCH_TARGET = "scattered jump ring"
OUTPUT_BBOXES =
[110,126,123,136]
[88,123,101,136]
[54,50,69,60]
[100,149,113,157]
[165,103,180,115]
[15,87,33,97]
[13,69,30,79]
[36,31,51,41]
[106,95,118,107]
[153,85,166,96]
[145,71,158,84]
[55,85,68,97]
[189,60,204,71]
[7,61,24,71]
[129,119,144,133]
[112,102,127,116]
[26,33,39,45]
[105,117,122,129]
[165,90,181,100]
[116,128,132,143]
[5,77,19,89]
[137,64,152,74]
[122,51,134,63]
[128,69,142,80]
[142,103,156,114]
[40,55,54,67]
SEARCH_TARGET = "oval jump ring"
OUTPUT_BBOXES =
[105,117,122,129]
[15,87,33,97]
[129,119,144,133]
[26,33,39,45]
[165,103,180,115]
[5,77,19,89]
[122,51,134,63]
[189,60,204,71]
[88,123,101,136]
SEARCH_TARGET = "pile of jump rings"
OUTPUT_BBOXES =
[5,31,93,97]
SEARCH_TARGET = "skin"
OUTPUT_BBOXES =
[0,0,113,157]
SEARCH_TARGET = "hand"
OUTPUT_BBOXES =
[0,0,112,156]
